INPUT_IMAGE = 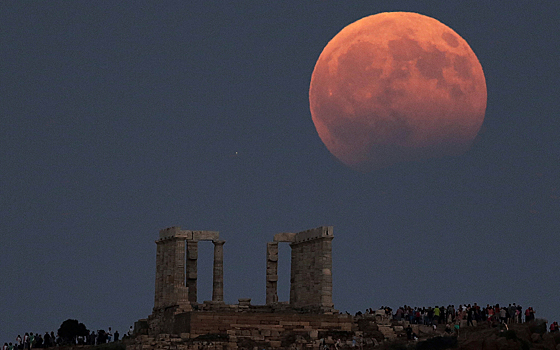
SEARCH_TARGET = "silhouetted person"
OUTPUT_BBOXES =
[467,307,474,326]
[37,334,43,348]
[114,331,119,342]
[406,325,413,340]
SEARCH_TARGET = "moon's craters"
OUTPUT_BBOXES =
[337,42,383,88]
[310,12,487,171]
[442,32,460,48]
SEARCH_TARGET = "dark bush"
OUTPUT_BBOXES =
[57,319,89,343]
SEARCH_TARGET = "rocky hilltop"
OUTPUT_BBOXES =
[121,315,560,350]
[359,316,559,350]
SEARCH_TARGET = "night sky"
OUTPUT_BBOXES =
[1,1,559,342]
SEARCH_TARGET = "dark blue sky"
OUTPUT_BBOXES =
[1,1,559,342]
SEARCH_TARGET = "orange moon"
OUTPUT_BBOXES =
[309,12,487,171]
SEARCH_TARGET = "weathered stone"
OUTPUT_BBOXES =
[289,227,334,311]
[266,242,279,305]
[192,230,220,242]
[159,227,193,240]
[309,330,318,339]
[273,232,296,242]
[147,225,344,344]
[267,275,278,282]
[293,226,332,244]
[212,240,225,302]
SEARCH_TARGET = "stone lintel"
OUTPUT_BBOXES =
[293,226,333,244]
[273,232,296,242]
[158,226,193,240]
[192,230,220,242]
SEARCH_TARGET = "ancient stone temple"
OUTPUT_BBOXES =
[266,226,334,312]
[136,225,351,348]
[153,227,224,311]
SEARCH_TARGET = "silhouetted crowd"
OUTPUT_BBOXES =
[389,303,534,325]
[2,332,58,350]
[356,303,558,330]
[2,326,133,350]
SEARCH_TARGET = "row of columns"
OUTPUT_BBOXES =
[154,226,333,313]
[154,234,225,310]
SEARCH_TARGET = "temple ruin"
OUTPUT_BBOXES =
[267,226,334,311]
[137,225,350,342]
[129,225,557,350]
[153,227,225,311]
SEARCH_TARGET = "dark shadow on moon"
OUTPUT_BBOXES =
[337,41,384,86]
[442,31,460,48]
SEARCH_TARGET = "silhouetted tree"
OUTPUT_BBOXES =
[57,319,89,344]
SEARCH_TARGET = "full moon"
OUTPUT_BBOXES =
[309,12,487,171]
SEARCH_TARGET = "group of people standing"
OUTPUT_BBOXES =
[2,332,57,350]
[362,303,551,327]
[393,303,535,325]
[75,327,120,345]
[2,326,132,350]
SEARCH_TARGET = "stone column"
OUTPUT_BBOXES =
[186,240,198,303]
[162,240,171,307]
[173,237,186,303]
[320,236,334,310]
[289,241,298,305]
[154,239,163,309]
[212,240,225,302]
[169,239,178,305]
[266,242,279,304]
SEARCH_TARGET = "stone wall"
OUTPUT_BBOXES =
[130,312,353,350]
